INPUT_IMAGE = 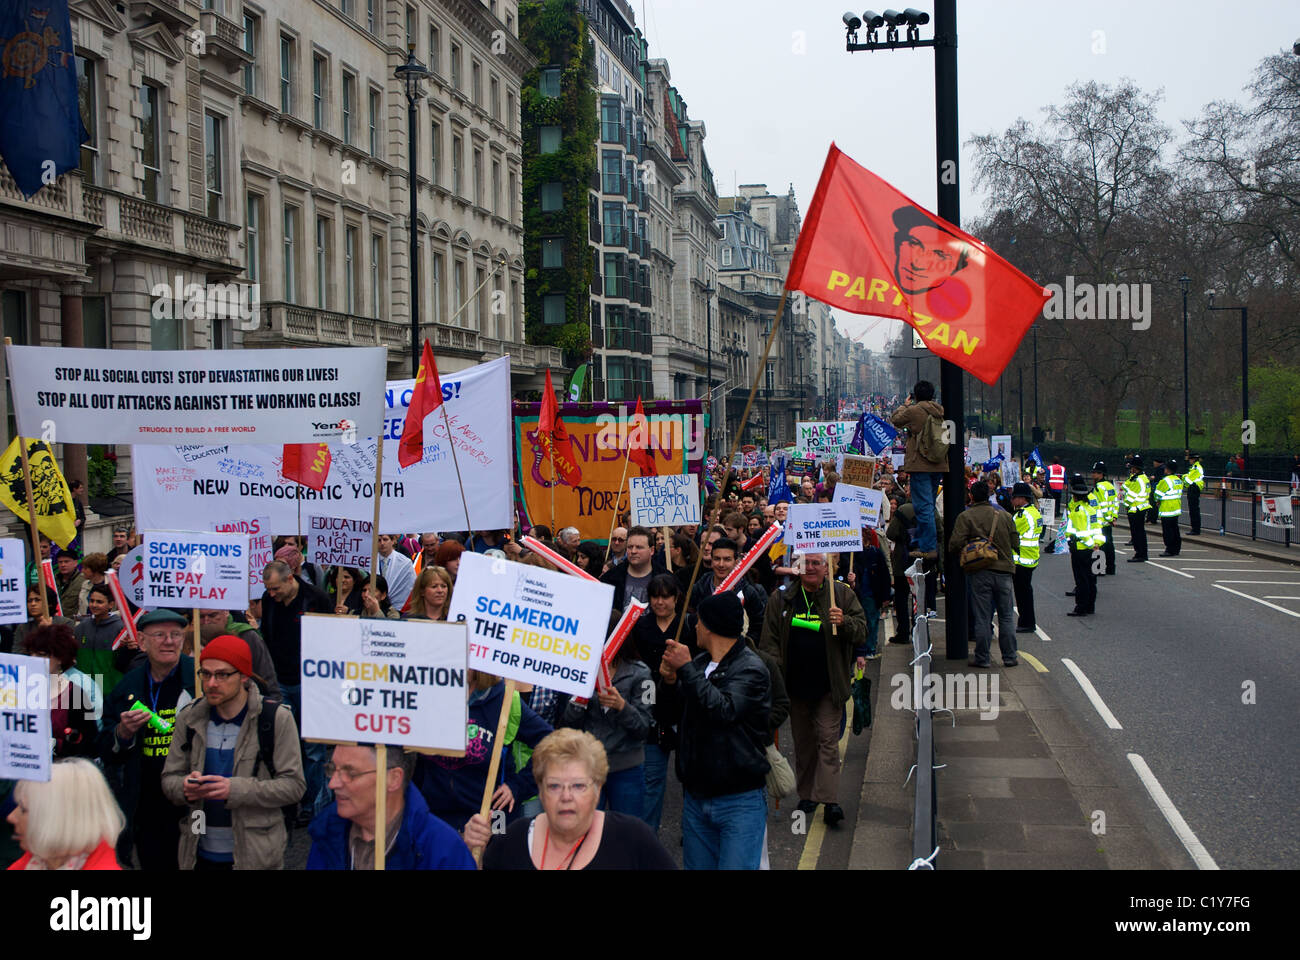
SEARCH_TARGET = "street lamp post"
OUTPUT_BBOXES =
[1207,292,1249,478]
[765,361,773,449]
[395,45,430,378]
[1180,276,1190,451]
[705,281,715,457]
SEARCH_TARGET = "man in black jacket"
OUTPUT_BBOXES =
[686,537,767,641]
[99,608,195,870]
[661,592,771,870]
[600,526,665,610]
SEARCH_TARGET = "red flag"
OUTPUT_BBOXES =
[538,369,582,486]
[398,339,445,469]
[787,143,1050,385]
[740,472,764,492]
[281,443,332,491]
[627,396,657,476]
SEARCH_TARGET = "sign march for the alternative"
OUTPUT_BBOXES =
[785,502,864,554]
[628,474,701,527]
[306,516,373,571]
[143,531,250,609]
[132,357,513,534]
[448,551,615,698]
[797,421,857,459]
[0,538,26,625]
[4,345,387,445]
[835,482,886,527]
[299,616,468,751]
[0,653,51,782]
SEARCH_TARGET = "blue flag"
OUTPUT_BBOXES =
[0,1,87,198]
[1028,447,1045,471]
[767,454,793,505]
[982,453,1006,473]
[857,414,897,455]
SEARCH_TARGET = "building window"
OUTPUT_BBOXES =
[136,82,162,202]
[603,202,624,246]
[589,195,600,241]
[491,159,500,214]
[451,134,463,195]
[428,23,440,73]
[539,126,561,154]
[405,4,415,47]
[542,237,563,269]
[371,234,385,317]
[345,225,358,313]
[450,42,461,90]
[490,75,499,120]
[475,267,486,331]
[430,120,440,184]
[341,71,355,145]
[543,294,565,326]
[75,56,98,184]
[471,59,481,105]
[366,0,376,33]
[82,296,108,349]
[539,67,561,98]
[242,11,259,96]
[718,220,727,238]
[151,302,182,350]
[598,49,608,83]
[312,54,326,129]
[316,216,331,308]
[473,147,483,205]
[368,87,380,156]
[601,150,621,194]
[454,260,466,319]
[506,91,515,133]
[246,192,262,283]
[279,34,294,113]
[283,205,299,303]
[721,247,731,266]
[541,181,563,211]
[508,169,517,221]
[341,0,353,17]
[431,251,444,323]
[204,111,224,218]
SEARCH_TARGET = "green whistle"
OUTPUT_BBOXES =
[127,696,173,735]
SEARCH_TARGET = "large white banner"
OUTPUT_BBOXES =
[0,538,26,625]
[133,357,513,534]
[448,552,614,698]
[0,653,52,782]
[299,615,468,751]
[797,421,858,459]
[4,345,387,445]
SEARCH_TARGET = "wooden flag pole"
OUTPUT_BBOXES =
[603,449,632,564]
[369,439,384,593]
[375,743,387,871]
[548,445,555,534]
[14,434,50,622]
[664,526,671,571]
[828,552,840,637]
[438,402,475,547]
[473,677,517,865]
[193,608,204,696]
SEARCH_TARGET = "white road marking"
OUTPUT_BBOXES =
[1127,753,1220,871]
[1035,626,1052,643]
[1211,583,1300,619]
[1262,596,1300,601]
[1060,658,1122,730]
[1212,580,1300,585]
[1146,561,1195,579]
[1178,559,1256,564]
[1171,567,1276,573]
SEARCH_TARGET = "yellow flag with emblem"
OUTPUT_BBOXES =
[0,437,78,548]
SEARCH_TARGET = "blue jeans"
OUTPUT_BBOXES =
[910,471,941,553]
[682,788,767,870]
[642,743,670,832]
[280,682,331,816]
[600,764,646,817]
[861,594,880,655]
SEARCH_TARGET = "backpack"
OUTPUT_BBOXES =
[916,411,949,464]
[181,698,298,835]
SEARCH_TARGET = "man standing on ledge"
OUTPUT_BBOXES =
[890,380,946,561]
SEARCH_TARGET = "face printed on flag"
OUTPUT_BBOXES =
[786,144,1050,385]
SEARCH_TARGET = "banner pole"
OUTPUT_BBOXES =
[439,404,475,546]
[664,526,671,571]
[603,451,632,564]
[369,439,384,593]
[473,677,516,865]
[672,286,790,649]
[828,553,840,636]
[549,445,555,534]
[14,433,50,621]
[375,743,387,871]
[193,608,204,696]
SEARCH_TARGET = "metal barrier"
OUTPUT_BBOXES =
[905,560,939,869]
[1174,477,1294,548]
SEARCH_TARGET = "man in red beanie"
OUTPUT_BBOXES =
[161,634,305,870]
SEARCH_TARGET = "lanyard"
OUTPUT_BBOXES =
[147,667,175,713]
[799,584,820,619]
[542,822,590,870]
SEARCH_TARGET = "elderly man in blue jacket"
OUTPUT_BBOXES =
[307,744,475,870]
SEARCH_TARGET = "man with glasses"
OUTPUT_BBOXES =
[99,608,195,870]
[760,552,867,829]
[306,744,475,870]
[161,634,304,870]
[607,527,629,568]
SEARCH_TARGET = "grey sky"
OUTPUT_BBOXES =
[639,0,1297,355]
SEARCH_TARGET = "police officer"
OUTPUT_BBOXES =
[1183,452,1205,536]
[1065,474,1104,617]
[1123,456,1151,563]
[1147,456,1165,527]
[1155,459,1185,557]
[1090,461,1118,576]
[1010,482,1042,633]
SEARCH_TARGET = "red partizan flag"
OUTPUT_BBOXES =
[786,143,1050,385]
[281,443,332,491]
[627,396,657,476]
[398,339,444,469]
[538,368,582,486]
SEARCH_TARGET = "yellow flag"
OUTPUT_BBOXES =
[0,437,78,549]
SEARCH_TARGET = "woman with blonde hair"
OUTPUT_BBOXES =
[464,729,674,870]
[406,565,454,621]
[7,758,125,870]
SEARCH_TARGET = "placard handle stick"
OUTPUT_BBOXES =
[193,608,203,697]
[369,439,384,595]
[603,448,633,564]
[473,677,517,865]
[828,552,840,637]
[663,525,671,571]
[13,433,50,622]
[375,743,387,871]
